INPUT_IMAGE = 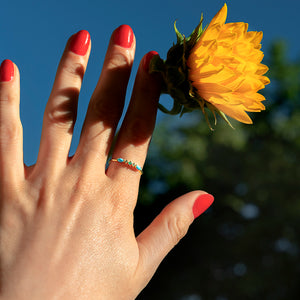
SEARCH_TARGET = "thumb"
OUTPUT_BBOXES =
[134,191,214,289]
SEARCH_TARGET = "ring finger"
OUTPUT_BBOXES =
[107,51,161,190]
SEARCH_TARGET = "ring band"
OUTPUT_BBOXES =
[109,158,143,174]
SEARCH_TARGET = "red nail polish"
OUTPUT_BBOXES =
[69,30,90,56]
[143,51,159,73]
[0,59,14,82]
[193,194,214,219]
[114,25,134,48]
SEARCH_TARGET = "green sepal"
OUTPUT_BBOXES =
[166,66,186,86]
[174,21,184,44]
[158,101,183,115]
[149,55,165,73]
[166,43,185,65]
[186,14,203,50]
[217,110,235,129]
[180,106,195,117]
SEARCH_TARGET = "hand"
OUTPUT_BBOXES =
[0,25,214,299]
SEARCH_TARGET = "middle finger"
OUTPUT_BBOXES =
[75,25,135,170]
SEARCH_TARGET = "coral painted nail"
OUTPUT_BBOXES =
[193,194,214,219]
[69,30,90,56]
[0,59,14,82]
[143,51,159,73]
[114,25,134,48]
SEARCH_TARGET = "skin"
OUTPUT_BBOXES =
[0,26,208,299]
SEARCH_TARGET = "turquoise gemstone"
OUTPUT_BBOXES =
[136,165,142,171]
[117,158,124,162]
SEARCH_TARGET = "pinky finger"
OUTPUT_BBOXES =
[0,59,24,184]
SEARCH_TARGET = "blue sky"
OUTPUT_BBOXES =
[0,0,298,164]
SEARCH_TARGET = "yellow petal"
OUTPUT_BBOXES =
[208,3,228,27]
[260,76,270,85]
[247,31,263,47]
[240,95,265,111]
[206,93,244,105]
[198,4,228,43]
[245,92,266,102]
[236,78,265,93]
[221,75,245,90]
[213,102,253,124]
[256,64,269,75]
[193,82,232,95]
[218,31,236,42]
[201,24,222,41]
[192,66,236,83]
[223,22,248,39]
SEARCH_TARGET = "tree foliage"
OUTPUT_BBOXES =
[135,41,300,300]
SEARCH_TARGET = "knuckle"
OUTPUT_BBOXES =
[61,61,85,82]
[0,121,22,144]
[0,87,19,103]
[124,116,152,145]
[167,214,190,245]
[47,99,78,129]
[91,94,122,122]
[106,52,131,70]
[0,93,14,103]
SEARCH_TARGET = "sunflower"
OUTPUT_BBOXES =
[187,4,270,124]
[150,3,270,128]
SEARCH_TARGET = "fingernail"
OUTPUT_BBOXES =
[143,51,159,73]
[114,25,134,48]
[193,194,214,219]
[0,59,14,82]
[69,30,90,56]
